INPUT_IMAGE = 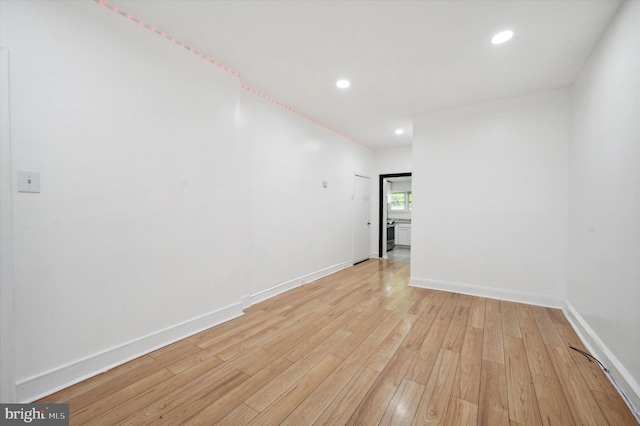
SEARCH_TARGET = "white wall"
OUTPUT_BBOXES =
[390,180,412,193]
[411,89,570,306]
[567,0,640,410]
[1,0,370,401]
[243,90,371,297]
[370,147,412,257]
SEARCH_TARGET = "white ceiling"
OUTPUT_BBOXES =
[107,0,622,150]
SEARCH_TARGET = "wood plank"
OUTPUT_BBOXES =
[532,374,576,426]
[515,303,534,319]
[443,396,478,426]
[331,310,406,381]
[148,341,202,364]
[485,298,501,313]
[503,335,542,425]
[567,346,619,396]
[214,403,258,426]
[412,349,460,425]
[191,303,292,348]
[451,326,483,404]
[108,354,227,425]
[346,347,416,425]
[457,294,474,308]
[275,310,399,422]
[68,358,167,413]
[546,344,607,425]
[280,305,360,363]
[247,354,343,425]
[429,290,450,308]
[401,303,439,351]
[255,304,335,356]
[478,360,509,426]
[552,320,587,351]
[482,311,505,365]
[165,348,224,376]
[407,288,436,316]
[333,303,393,359]
[406,319,450,384]
[365,314,418,371]
[154,369,250,425]
[280,363,366,425]
[181,357,292,425]
[518,316,555,378]
[437,293,461,322]
[385,285,418,312]
[74,368,174,425]
[591,389,638,426]
[468,297,486,329]
[500,301,521,338]
[531,306,565,348]
[114,346,268,425]
[313,367,380,425]
[245,329,351,412]
[545,307,567,325]
[442,305,471,352]
[379,379,425,426]
[200,310,303,357]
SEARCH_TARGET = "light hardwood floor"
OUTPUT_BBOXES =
[38,260,637,425]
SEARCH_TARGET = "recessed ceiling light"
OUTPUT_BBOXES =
[491,30,513,45]
[336,79,351,89]
[395,129,404,135]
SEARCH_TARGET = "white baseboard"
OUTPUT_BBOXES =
[563,303,640,421]
[409,277,563,308]
[242,260,353,308]
[16,260,354,403]
[16,302,244,403]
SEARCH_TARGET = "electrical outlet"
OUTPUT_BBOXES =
[17,171,40,193]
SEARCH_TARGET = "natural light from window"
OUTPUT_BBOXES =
[389,192,412,211]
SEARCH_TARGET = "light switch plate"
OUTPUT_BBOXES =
[17,171,40,193]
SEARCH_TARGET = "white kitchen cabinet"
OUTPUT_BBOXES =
[397,223,411,246]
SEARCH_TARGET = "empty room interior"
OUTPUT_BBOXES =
[1,0,639,424]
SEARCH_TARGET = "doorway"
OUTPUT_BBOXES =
[378,172,412,260]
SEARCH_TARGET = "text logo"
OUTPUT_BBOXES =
[1,404,68,425]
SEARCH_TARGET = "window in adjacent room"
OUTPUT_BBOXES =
[389,192,411,211]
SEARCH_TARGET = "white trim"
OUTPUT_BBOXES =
[15,260,353,402]
[16,302,243,403]
[409,277,563,308]
[0,48,16,403]
[563,303,640,421]
[242,260,352,308]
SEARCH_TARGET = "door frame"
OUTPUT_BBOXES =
[0,48,16,402]
[378,172,411,258]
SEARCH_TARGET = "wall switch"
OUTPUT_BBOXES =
[17,171,40,193]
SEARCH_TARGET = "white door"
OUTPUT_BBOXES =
[353,175,370,264]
